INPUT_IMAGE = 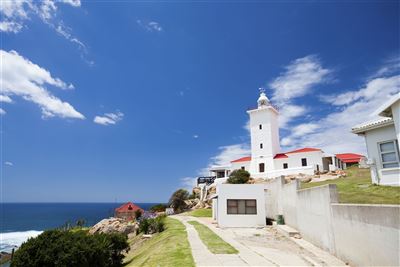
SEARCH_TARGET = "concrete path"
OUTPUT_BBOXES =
[174,215,346,267]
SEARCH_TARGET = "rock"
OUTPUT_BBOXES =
[293,233,302,239]
[89,217,138,235]
[143,234,152,238]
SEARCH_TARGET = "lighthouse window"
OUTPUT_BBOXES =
[283,163,288,169]
[259,124,262,130]
[301,158,307,166]
[260,143,263,149]
[259,163,265,173]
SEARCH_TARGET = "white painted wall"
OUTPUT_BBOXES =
[230,161,251,172]
[391,100,400,151]
[363,125,400,185]
[273,151,324,171]
[215,184,266,227]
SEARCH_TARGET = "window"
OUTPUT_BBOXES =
[227,199,257,215]
[241,166,245,170]
[259,124,262,130]
[283,163,288,169]
[379,140,400,168]
[259,163,265,173]
[216,171,225,178]
[301,158,307,166]
[260,143,263,149]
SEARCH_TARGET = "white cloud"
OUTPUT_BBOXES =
[0,95,13,103]
[283,75,400,153]
[4,161,13,166]
[0,108,5,115]
[93,111,124,126]
[137,20,163,32]
[0,21,23,33]
[180,177,197,191]
[269,55,331,127]
[193,134,199,139]
[60,0,81,7]
[1,50,85,119]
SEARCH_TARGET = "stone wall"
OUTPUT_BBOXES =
[264,178,400,266]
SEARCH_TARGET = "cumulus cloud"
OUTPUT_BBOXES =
[93,111,124,126]
[269,55,331,127]
[137,20,163,32]
[0,95,13,103]
[0,50,85,119]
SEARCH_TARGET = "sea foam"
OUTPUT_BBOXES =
[0,230,43,253]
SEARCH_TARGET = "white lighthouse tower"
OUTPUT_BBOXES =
[247,88,280,177]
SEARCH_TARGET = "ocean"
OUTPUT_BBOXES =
[0,202,160,253]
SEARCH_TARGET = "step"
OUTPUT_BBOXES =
[276,224,301,238]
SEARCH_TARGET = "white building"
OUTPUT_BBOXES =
[352,93,400,186]
[211,184,266,227]
[209,90,341,181]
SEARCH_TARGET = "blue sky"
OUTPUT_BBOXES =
[1,1,399,202]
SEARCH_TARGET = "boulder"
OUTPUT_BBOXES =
[89,217,138,235]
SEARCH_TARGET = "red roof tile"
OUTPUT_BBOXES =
[336,153,364,163]
[286,147,321,154]
[231,156,251,163]
[274,153,288,159]
[115,202,143,213]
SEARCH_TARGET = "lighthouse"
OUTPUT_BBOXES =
[247,88,280,177]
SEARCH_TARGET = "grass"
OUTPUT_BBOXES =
[301,166,400,204]
[187,221,238,254]
[184,208,212,217]
[124,217,195,267]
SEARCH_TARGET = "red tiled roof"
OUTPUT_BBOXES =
[336,153,364,163]
[274,153,288,159]
[231,156,251,163]
[286,147,321,154]
[115,202,143,213]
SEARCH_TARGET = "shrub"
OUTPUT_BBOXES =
[134,209,143,220]
[149,204,167,212]
[227,169,251,184]
[168,189,189,213]
[139,216,165,234]
[11,230,129,267]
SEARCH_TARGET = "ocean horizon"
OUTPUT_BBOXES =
[0,202,163,253]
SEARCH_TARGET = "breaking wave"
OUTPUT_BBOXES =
[0,230,42,253]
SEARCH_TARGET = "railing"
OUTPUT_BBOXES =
[197,176,216,185]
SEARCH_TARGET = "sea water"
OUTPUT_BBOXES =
[0,202,159,253]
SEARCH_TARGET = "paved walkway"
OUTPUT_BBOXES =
[173,215,346,267]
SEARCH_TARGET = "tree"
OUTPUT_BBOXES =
[168,189,189,213]
[149,204,167,212]
[227,169,251,184]
[11,230,129,267]
[134,209,142,220]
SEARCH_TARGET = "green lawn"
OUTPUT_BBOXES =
[185,208,212,217]
[301,166,400,204]
[187,221,238,254]
[124,217,195,267]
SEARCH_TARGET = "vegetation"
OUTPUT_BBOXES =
[11,230,129,267]
[138,215,165,234]
[301,166,400,204]
[149,204,167,212]
[168,189,189,213]
[227,169,251,184]
[134,209,143,220]
[125,217,195,267]
[187,221,238,254]
[185,208,212,217]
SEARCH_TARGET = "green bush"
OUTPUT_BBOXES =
[227,169,251,184]
[134,209,143,220]
[149,204,167,212]
[139,216,165,234]
[11,230,129,267]
[168,189,189,213]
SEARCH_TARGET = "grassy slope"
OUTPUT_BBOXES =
[301,166,400,204]
[187,221,238,254]
[185,208,212,217]
[124,217,195,267]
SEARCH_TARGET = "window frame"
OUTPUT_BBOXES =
[260,143,263,149]
[378,140,400,169]
[301,158,307,167]
[259,163,265,173]
[259,124,262,130]
[227,199,257,215]
[283,163,288,169]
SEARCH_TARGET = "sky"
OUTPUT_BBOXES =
[1,1,399,203]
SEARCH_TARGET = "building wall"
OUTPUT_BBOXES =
[364,125,400,185]
[215,184,266,227]
[230,161,251,172]
[264,177,400,266]
[392,100,400,151]
[273,151,324,171]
